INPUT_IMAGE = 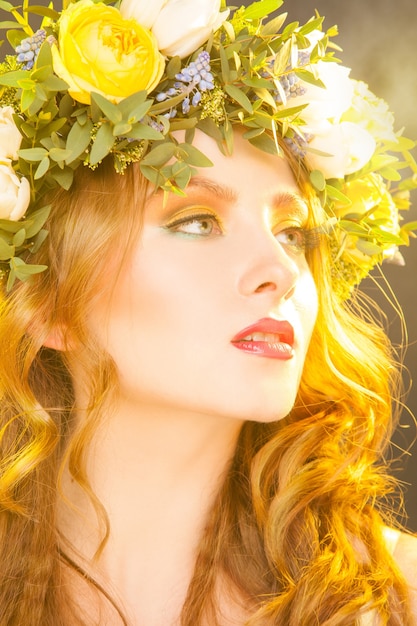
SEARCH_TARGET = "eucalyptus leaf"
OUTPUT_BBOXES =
[113,122,132,137]
[126,124,163,141]
[52,167,74,190]
[0,237,14,261]
[91,92,122,124]
[0,70,28,87]
[13,228,26,248]
[24,205,51,239]
[355,240,383,257]
[166,56,182,80]
[310,169,326,192]
[30,228,49,254]
[171,161,192,189]
[178,143,214,168]
[19,147,48,161]
[248,132,279,156]
[90,123,115,166]
[49,147,73,163]
[66,118,93,163]
[140,142,177,167]
[34,155,50,179]
[118,90,149,120]
[326,184,352,205]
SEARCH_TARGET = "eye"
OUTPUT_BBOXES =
[164,210,223,237]
[275,227,308,253]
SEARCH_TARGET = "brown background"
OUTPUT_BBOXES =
[1,0,416,530]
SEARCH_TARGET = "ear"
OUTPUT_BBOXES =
[42,325,77,352]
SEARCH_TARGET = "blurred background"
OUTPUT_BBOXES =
[1,0,416,530]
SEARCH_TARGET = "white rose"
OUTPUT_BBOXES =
[290,61,354,125]
[121,0,229,59]
[119,0,168,29]
[342,80,398,143]
[0,163,30,221]
[0,106,23,161]
[305,121,376,179]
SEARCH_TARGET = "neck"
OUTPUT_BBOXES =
[58,399,243,624]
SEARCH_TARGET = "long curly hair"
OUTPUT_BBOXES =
[0,145,413,625]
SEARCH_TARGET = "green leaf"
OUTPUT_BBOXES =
[219,44,230,83]
[113,122,132,136]
[0,1,14,11]
[126,123,163,141]
[29,228,49,254]
[34,155,50,179]
[0,237,14,261]
[34,39,53,68]
[25,205,51,239]
[403,220,417,232]
[261,13,288,36]
[25,5,60,19]
[12,258,48,279]
[140,142,177,167]
[18,147,48,161]
[224,84,253,113]
[0,20,20,29]
[52,167,73,190]
[172,161,192,190]
[355,239,382,257]
[179,143,214,168]
[248,132,280,156]
[91,92,122,124]
[310,169,326,192]
[43,75,69,92]
[294,68,325,88]
[66,118,93,163]
[326,184,352,205]
[139,163,161,186]
[49,148,73,163]
[242,0,283,20]
[90,123,115,166]
[118,90,149,120]
[13,228,26,248]
[242,76,271,89]
[166,55,181,80]
[0,70,28,87]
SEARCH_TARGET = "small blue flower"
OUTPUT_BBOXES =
[15,29,49,70]
[155,51,215,119]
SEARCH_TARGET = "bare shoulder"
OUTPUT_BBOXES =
[391,529,417,619]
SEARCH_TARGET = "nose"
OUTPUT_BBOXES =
[237,231,300,301]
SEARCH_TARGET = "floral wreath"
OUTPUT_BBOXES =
[0,0,416,297]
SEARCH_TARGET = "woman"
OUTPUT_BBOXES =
[0,0,416,624]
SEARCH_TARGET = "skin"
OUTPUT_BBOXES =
[57,130,318,625]
[54,131,417,625]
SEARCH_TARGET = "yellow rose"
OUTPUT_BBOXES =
[51,0,165,105]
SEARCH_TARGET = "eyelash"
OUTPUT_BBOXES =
[164,210,322,251]
[164,211,223,237]
[275,226,322,253]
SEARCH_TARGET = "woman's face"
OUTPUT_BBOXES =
[90,130,319,423]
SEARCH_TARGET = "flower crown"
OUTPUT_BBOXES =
[0,0,416,297]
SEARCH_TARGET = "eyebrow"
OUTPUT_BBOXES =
[188,177,309,220]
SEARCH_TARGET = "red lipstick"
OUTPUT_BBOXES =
[231,318,295,360]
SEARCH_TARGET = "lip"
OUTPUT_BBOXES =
[231,317,295,360]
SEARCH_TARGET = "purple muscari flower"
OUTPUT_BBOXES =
[15,29,47,70]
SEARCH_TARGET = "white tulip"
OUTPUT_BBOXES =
[152,0,229,58]
[0,106,23,161]
[305,121,376,179]
[0,163,30,221]
[119,0,168,29]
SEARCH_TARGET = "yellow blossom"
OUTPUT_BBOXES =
[51,0,165,105]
